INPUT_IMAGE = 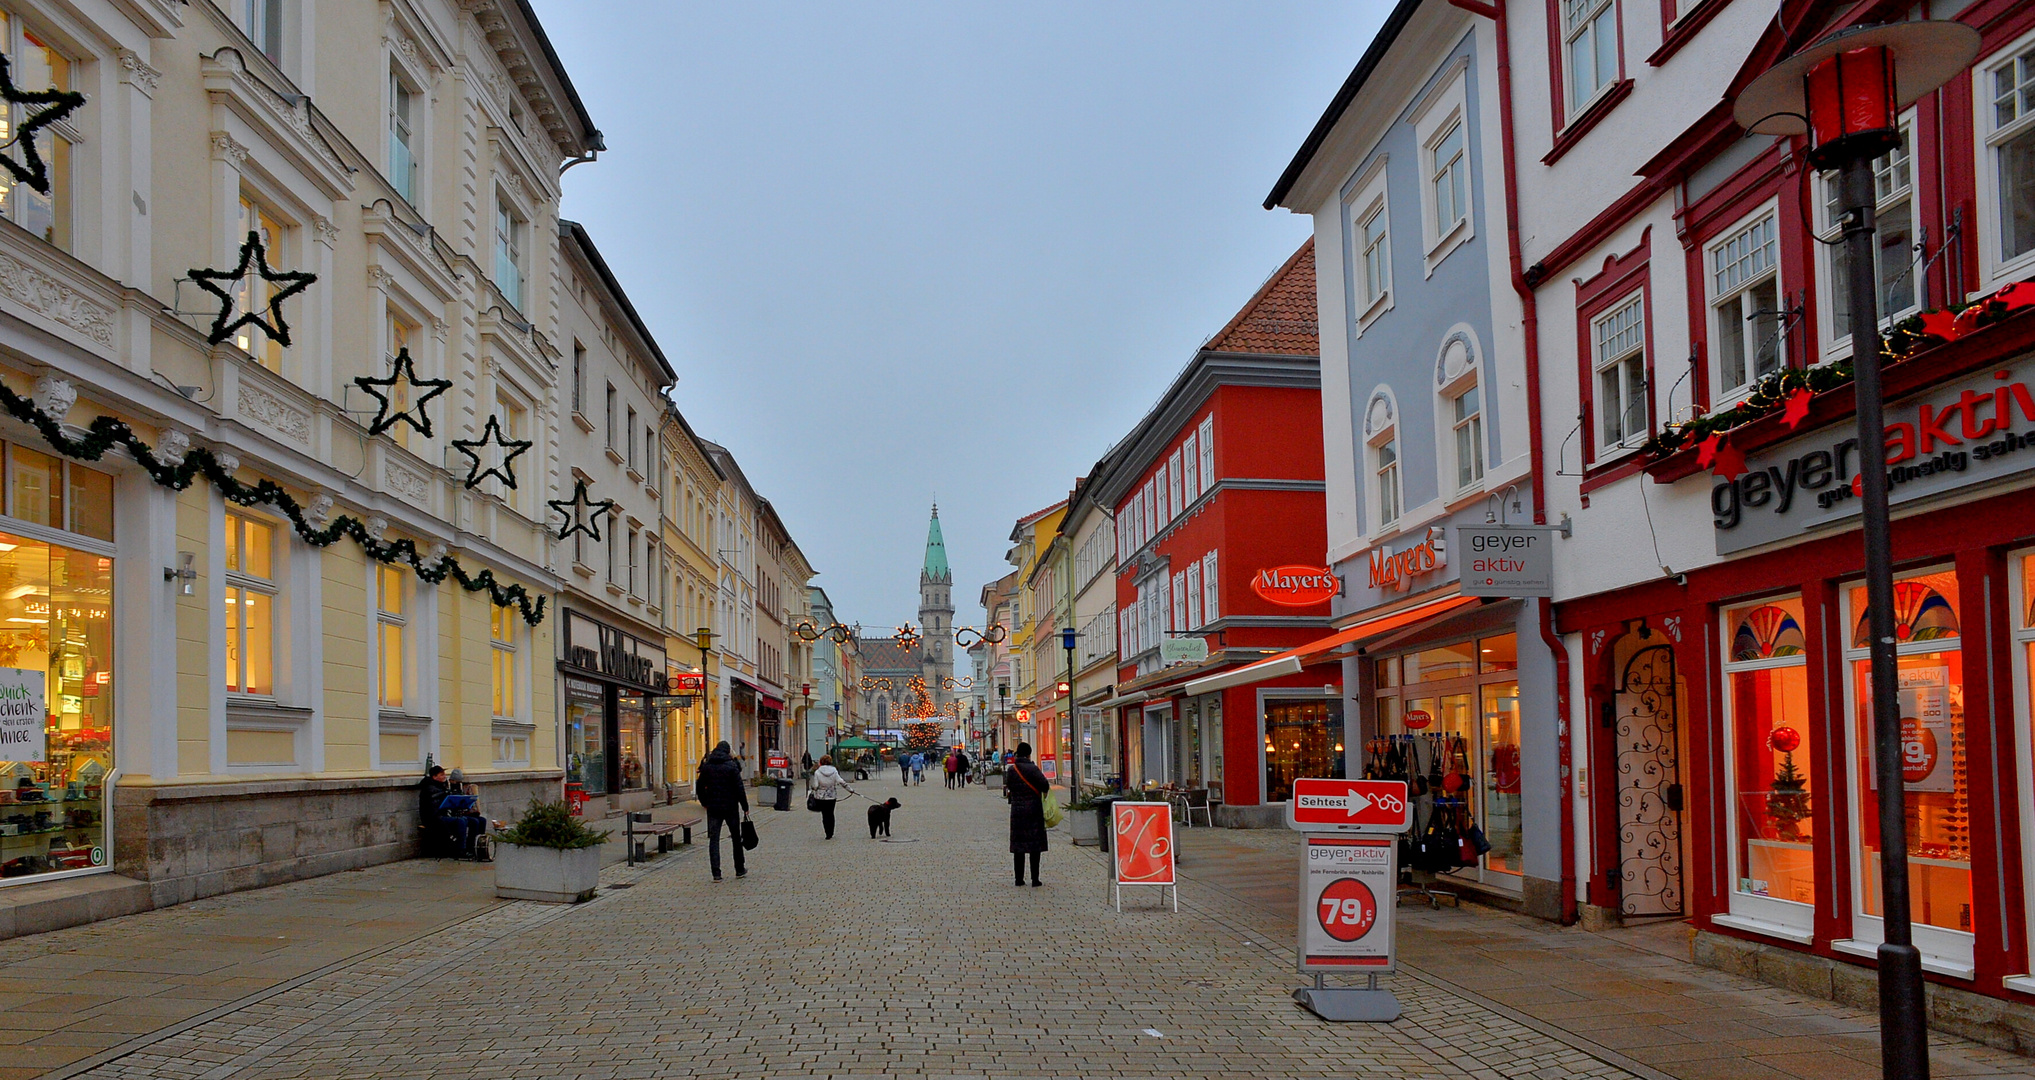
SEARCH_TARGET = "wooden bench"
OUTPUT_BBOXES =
[624,811,704,864]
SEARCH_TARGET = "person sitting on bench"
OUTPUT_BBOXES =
[419,766,485,858]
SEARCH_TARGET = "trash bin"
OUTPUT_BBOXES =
[1093,795,1124,854]
[773,778,793,812]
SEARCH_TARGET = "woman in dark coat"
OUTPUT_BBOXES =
[1004,742,1050,886]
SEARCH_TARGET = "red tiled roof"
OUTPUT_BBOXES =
[1204,239,1317,356]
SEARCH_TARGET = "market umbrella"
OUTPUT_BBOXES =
[833,736,879,750]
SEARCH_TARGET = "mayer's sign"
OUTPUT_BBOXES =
[1251,565,1338,607]
[1712,356,2035,554]
[1366,535,1445,592]
[1455,525,1555,597]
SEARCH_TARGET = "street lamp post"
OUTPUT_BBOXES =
[1061,626,1078,797]
[1735,23,1978,1079]
[998,682,1010,755]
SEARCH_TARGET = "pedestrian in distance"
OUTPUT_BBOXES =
[899,754,910,783]
[944,751,958,790]
[695,741,749,882]
[800,750,814,779]
[809,754,849,840]
[1005,742,1050,887]
[957,749,971,786]
[911,753,925,786]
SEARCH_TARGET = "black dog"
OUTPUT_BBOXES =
[868,798,901,838]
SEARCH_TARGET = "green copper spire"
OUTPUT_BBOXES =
[922,504,950,581]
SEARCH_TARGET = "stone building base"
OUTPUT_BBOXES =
[109,770,560,910]
[1695,930,2035,1054]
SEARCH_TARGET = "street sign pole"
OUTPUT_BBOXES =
[1286,778,1411,1022]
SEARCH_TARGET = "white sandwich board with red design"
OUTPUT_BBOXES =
[1286,777,1409,1022]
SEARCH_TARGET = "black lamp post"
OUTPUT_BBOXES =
[1735,22,1978,1079]
[1062,626,1079,794]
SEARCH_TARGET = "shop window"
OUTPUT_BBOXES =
[0,12,72,251]
[617,692,647,792]
[0,533,113,882]
[491,605,516,719]
[1982,39,2035,286]
[236,195,290,372]
[375,563,405,710]
[1263,696,1344,803]
[223,511,277,697]
[1843,569,1972,959]
[1817,124,1916,357]
[565,677,606,796]
[1709,209,1782,399]
[1593,295,1648,451]
[1721,597,1816,927]
[1367,636,1519,885]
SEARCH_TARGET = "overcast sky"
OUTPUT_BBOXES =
[531,1,1388,651]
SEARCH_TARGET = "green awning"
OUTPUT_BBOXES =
[832,737,879,750]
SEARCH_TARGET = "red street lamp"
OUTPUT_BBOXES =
[1736,21,1977,1080]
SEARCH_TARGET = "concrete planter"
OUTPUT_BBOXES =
[1069,808,1099,846]
[493,841,600,903]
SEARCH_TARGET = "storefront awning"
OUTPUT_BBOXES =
[1093,690,1149,711]
[1181,593,1480,697]
[760,695,785,713]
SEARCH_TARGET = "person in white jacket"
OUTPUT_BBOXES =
[809,755,851,840]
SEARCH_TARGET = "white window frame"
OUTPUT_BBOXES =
[1172,570,1187,635]
[1156,461,1171,524]
[1563,0,1620,119]
[493,192,526,311]
[1834,568,1976,978]
[1410,67,1473,270]
[1714,596,1816,941]
[0,13,77,251]
[1975,31,2035,293]
[1201,551,1219,623]
[2009,550,2035,993]
[1198,416,1215,494]
[1446,376,1484,495]
[1170,448,1186,517]
[223,509,281,701]
[1707,203,1785,402]
[388,66,419,205]
[374,561,408,713]
[1344,156,1393,330]
[1182,431,1200,498]
[1814,115,1918,362]
[1591,293,1649,456]
[1186,561,1204,629]
[1371,429,1402,532]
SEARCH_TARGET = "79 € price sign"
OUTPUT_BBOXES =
[1298,834,1396,972]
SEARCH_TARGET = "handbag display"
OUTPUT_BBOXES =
[740,816,759,850]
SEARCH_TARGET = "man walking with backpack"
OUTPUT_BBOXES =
[695,741,749,882]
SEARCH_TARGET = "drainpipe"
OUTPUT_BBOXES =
[1448,0,1579,925]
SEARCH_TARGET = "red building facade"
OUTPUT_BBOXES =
[1089,244,1338,814]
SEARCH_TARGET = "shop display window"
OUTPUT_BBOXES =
[565,677,606,796]
[1721,596,1816,918]
[1262,696,1343,802]
[1368,633,1520,885]
[617,691,647,791]
[1844,569,1973,950]
[0,533,113,880]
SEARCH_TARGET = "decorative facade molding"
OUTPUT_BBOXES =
[0,254,116,347]
[383,460,429,503]
[313,216,340,247]
[31,374,75,419]
[210,131,249,165]
[239,381,312,446]
[116,49,163,95]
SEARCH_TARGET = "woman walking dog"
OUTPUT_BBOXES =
[808,755,850,840]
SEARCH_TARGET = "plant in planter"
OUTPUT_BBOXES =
[493,800,609,903]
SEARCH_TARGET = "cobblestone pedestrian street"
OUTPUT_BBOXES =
[5,774,2032,1079]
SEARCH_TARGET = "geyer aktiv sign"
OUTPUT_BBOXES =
[1711,356,2035,555]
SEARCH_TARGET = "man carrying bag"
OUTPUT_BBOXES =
[695,741,751,881]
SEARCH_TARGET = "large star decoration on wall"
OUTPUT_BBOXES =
[452,414,533,490]
[0,54,84,196]
[188,231,317,348]
[548,478,615,543]
[353,348,452,438]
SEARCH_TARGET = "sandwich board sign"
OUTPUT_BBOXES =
[1286,777,1409,1022]
[1110,801,1177,912]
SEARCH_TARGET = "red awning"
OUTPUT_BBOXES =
[1182,593,1480,696]
[760,695,786,712]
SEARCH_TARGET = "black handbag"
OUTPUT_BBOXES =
[806,794,823,812]
[740,816,759,850]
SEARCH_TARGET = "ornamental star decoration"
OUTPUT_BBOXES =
[451,414,533,490]
[548,478,616,543]
[0,53,84,196]
[188,231,317,348]
[353,348,452,438]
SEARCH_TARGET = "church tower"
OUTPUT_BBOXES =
[919,504,954,713]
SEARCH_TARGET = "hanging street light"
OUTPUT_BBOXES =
[1735,20,1979,1079]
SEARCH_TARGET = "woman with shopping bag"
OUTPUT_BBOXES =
[1004,742,1053,887]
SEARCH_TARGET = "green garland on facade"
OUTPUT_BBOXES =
[0,377,547,626]
[1642,283,2035,460]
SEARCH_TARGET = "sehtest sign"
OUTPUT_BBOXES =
[0,667,47,762]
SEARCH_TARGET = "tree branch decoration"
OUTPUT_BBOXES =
[0,376,544,624]
[548,478,614,543]
[354,348,452,439]
[188,231,317,349]
[0,53,84,195]
[451,414,532,490]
